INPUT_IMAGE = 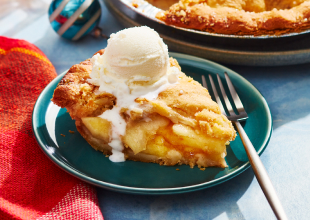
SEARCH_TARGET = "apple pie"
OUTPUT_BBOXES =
[155,0,310,35]
[52,50,236,168]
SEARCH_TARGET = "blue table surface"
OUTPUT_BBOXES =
[2,1,310,220]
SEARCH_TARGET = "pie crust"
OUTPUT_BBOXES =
[52,49,236,168]
[155,0,310,35]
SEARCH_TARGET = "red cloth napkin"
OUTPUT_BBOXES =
[0,37,104,220]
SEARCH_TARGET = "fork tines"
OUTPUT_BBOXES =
[202,73,248,122]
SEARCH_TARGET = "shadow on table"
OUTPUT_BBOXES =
[98,168,255,220]
[225,62,310,130]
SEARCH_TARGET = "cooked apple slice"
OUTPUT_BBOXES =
[123,115,170,154]
[81,117,111,143]
[142,135,169,157]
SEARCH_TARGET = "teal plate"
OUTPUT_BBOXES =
[32,52,272,195]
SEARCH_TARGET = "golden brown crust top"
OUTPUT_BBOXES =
[156,0,310,35]
[144,73,236,140]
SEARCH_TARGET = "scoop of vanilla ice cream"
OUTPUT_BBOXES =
[103,26,169,85]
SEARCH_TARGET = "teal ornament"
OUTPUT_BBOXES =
[48,0,101,40]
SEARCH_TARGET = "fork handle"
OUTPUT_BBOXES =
[234,121,288,220]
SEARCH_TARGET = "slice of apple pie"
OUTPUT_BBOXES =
[52,53,236,168]
[52,26,236,168]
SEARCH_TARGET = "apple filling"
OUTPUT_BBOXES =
[80,115,228,168]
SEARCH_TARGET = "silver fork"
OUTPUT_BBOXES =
[202,73,287,220]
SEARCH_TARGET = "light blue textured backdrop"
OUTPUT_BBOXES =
[2,1,310,219]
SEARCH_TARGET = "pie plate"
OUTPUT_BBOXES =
[103,0,310,66]
[32,53,272,195]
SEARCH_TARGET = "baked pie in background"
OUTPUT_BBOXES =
[154,0,310,35]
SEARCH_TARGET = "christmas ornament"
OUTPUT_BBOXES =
[48,0,101,40]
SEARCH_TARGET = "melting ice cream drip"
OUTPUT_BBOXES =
[88,26,180,162]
